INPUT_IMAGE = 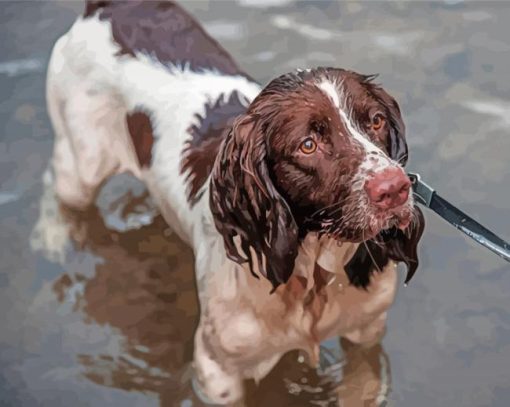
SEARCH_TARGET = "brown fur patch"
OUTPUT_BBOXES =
[126,111,154,168]
[84,1,110,17]
[84,1,251,79]
[181,91,249,205]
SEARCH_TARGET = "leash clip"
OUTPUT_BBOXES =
[408,172,435,207]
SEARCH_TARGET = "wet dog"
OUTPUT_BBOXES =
[46,1,424,403]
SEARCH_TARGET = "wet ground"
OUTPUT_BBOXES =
[1,1,510,406]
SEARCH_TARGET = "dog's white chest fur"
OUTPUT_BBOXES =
[193,226,397,392]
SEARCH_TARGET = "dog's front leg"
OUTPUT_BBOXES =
[343,312,388,348]
[193,322,244,405]
[334,313,390,405]
[344,312,387,348]
[336,336,391,407]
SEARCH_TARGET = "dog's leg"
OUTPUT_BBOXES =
[193,323,244,405]
[343,312,388,348]
[47,38,96,209]
[51,137,96,209]
[47,75,87,209]
[246,353,283,385]
[47,82,131,209]
[335,313,390,404]
[337,336,391,406]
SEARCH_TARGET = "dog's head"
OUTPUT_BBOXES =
[210,68,425,289]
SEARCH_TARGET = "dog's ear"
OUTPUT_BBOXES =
[345,206,425,288]
[210,115,299,290]
[371,85,408,165]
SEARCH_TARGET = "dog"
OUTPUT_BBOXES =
[46,1,425,403]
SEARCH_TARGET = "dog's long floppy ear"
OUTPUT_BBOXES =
[209,115,299,290]
[345,206,425,288]
[371,84,408,165]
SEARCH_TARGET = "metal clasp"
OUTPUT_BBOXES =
[408,172,435,207]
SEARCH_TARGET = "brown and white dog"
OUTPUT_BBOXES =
[46,1,425,404]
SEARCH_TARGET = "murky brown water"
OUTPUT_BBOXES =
[2,1,510,406]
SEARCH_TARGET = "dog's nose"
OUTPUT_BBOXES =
[364,168,411,210]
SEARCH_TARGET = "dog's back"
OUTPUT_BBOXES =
[47,1,260,243]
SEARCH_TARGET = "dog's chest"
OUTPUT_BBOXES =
[278,259,398,344]
[210,237,399,360]
[314,261,398,338]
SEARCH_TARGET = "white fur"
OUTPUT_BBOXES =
[318,78,392,176]
[46,16,399,404]
[318,79,341,109]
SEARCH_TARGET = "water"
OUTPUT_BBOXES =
[1,1,510,406]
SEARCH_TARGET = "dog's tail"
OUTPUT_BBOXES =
[84,1,111,18]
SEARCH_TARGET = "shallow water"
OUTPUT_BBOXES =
[1,1,510,406]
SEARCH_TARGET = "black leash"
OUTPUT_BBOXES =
[408,172,510,263]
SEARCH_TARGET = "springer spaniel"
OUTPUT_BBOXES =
[46,1,424,404]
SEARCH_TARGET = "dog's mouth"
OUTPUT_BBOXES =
[314,198,415,243]
[370,203,414,231]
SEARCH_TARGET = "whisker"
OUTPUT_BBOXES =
[363,229,382,274]
[370,234,385,249]
[308,196,350,219]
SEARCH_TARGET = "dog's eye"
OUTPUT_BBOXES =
[371,114,385,131]
[300,138,317,154]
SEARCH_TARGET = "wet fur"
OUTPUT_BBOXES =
[45,2,426,404]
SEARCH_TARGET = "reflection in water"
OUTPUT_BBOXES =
[32,177,391,406]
